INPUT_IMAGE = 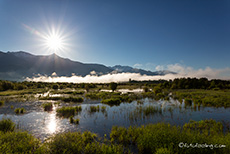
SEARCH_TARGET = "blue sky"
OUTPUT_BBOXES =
[0,0,230,72]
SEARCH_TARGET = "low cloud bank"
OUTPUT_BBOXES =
[26,64,230,83]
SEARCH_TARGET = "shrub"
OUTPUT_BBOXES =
[52,84,59,90]
[143,87,149,93]
[0,118,15,132]
[110,82,118,92]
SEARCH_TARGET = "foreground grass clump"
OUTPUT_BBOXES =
[42,102,53,111]
[47,131,125,154]
[14,108,26,114]
[0,131,42,153]
[110,120,230,154]
[0,100,4,107]
[0,119,229,153]
[0,118,15,132]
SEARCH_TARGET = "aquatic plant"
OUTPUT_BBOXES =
[110,120,230,154]
[101,98,121,105]
[42,102,53,111]
[14,108,20,114]
[56,106,76,117]
[75,106,82,112]
[101,106,107,113]
[62,96,84,103]
[184,98,192,106]
[20,108,25,114]
[69,116,80,124]
[89,105,100,113]
[14,108,25,114]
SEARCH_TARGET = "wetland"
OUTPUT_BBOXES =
[0,78,230,153]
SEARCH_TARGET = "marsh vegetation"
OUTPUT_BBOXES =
[0,78,230,153]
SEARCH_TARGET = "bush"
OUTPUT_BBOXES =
[110,82,118,92]
[52,84,59,90]
[0,118,15,133]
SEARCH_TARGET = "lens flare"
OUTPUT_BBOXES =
[45,33,63,51]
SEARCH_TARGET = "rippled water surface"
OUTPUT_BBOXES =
[0,98,230,141]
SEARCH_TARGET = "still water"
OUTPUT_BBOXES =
[0,98,230,141]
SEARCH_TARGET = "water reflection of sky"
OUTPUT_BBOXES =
[0,98,230,141]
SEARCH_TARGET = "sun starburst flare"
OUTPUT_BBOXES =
[22,23,74,55]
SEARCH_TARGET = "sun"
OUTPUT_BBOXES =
[45,33,64,51]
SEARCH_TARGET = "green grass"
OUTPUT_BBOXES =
[0,118,15,133]
[110,119,230,154]
[40,96,84,103]
[101,98,122,105]
[0,131,42,153]
[50,90,85,95]
[173,89,230,107]
[46,131,125,154]
[0,88,48,96]
[0,119,229,153]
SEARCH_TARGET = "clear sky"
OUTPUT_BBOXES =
[0,0,230,72]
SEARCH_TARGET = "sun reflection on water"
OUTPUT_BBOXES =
[46,105,57,134]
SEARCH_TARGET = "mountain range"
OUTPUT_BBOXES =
[0,51,175,81]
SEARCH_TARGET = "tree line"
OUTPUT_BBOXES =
[0,77,230,92]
